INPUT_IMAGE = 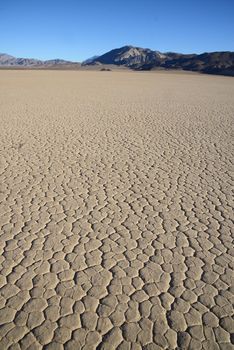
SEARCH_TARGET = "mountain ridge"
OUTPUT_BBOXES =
[86,46,234,76]
[1,46,234,76]
[0,53,76,67]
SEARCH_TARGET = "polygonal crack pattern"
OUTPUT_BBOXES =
[0,71,233,349]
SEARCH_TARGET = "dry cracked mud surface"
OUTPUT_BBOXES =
[0,70,233,349]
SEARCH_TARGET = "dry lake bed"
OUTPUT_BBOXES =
[0,70,233,349]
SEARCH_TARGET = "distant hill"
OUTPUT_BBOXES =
[85,46,234,76]
[0,53,76,67]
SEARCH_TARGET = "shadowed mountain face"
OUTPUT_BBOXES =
[86,46,234,76]
[0,53,75,67]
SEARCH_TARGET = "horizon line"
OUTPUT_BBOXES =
[1,45,234,62]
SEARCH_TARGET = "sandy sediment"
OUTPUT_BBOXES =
[0,70,233,349]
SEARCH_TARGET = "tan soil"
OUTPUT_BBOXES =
[0,70,233,349]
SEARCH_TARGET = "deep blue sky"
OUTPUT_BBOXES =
[0,0,233,61]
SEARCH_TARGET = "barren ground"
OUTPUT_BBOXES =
[0,70,233,349]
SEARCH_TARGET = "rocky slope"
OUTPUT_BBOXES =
[83,46,166,67]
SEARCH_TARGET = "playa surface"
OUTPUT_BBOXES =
[0,70,233,349]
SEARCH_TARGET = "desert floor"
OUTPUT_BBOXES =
[0,70,233,350]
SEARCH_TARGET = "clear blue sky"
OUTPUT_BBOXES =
[0,0,233,61]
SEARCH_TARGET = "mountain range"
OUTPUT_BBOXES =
[0,53,75,67]
[1,46,234,76]
[85,46,234,76]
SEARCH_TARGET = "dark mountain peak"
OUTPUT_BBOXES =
[121,45,134,49]
[87,45,165,67]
